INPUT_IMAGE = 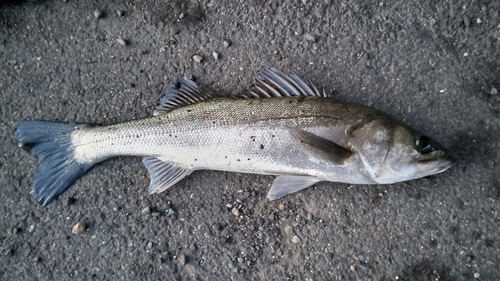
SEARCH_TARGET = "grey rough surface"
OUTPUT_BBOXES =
[1,0,499,280]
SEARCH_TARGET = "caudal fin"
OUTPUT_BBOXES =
[14,121,93,205]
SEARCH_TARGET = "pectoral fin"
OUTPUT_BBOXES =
[142,157,192,194]
[267,175,321,200]
[291,129,352,165]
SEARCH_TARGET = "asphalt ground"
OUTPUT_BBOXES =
[1,0,499,280]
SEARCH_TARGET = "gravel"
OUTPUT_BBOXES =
[1,0,499,280]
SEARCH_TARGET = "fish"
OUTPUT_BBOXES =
[14,67,453,205]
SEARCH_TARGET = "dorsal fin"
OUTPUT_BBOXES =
[154,77,221,116]
[239,67,331,99]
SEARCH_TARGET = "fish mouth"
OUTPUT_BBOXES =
[417,154,454,175]
[432,155,454,174]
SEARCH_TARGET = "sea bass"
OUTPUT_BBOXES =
[15,68,453,205]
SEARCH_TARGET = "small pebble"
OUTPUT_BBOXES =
[284,225,292,235]
[117,37,128,46]
[268,213,275,220]
[304,33,316,42]
[7,227,19,235]
[226,203,233,208]
[278,203,286,211]
[476,18,482,24]
[350,265,356,271]
[32,256,40,264]
[179,254,187,265]
[490,87,498,95]
[72,221,87,234]
[179,13,185,19]
[223,40,231,48]
[237,257,243,263]
[193,55,204,63]
[463,52,469,57]
[117,10,125,17]
[212,52,219,60]
[463,15,470,28]
[474,272,480,278]
[141,207,151,215]
[94,10,103,19]
[291,236,300,243]
[99,247,108,256]
[273,49,280,55]
[231,207,240,216]
[167,208,176,216]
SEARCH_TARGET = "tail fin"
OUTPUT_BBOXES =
[14,121,93,205]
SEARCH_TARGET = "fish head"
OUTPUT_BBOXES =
[348,116,453,184]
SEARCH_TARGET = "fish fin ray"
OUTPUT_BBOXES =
[142,157,192,194]
[291,129,352,165]
[239,67,333,98]
[267,175,321,200]
[154,77,221,115]
[14,121,96,205]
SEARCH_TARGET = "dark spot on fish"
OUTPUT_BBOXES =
[272,135,275,138]
[136,135,140,138]
[237,159,241,162]
[131,83,136,88]
[169,134,172,137]
[213,121,216,124]
[297,97,306,103]
[250,136,256,141]
[224,156,227,159]
[260,144,264,149]
[247,158,250,161]
[194,159,197,161]
[187,109,192,112]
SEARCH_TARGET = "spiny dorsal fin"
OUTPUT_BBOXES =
[154,77,222,116]
[239,67,331,99]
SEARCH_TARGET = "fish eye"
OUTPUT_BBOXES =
[416,135,433,154]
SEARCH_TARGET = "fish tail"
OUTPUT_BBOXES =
[14,121,94,205]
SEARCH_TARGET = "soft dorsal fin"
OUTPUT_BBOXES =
[154,77,221,115]
[239,67,332,99]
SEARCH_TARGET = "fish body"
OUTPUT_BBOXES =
[15,68,453,205]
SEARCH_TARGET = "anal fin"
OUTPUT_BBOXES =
[142,157,192,194]
[267,175,321,200]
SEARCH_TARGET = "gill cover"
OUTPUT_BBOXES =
[347,116,393,182]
